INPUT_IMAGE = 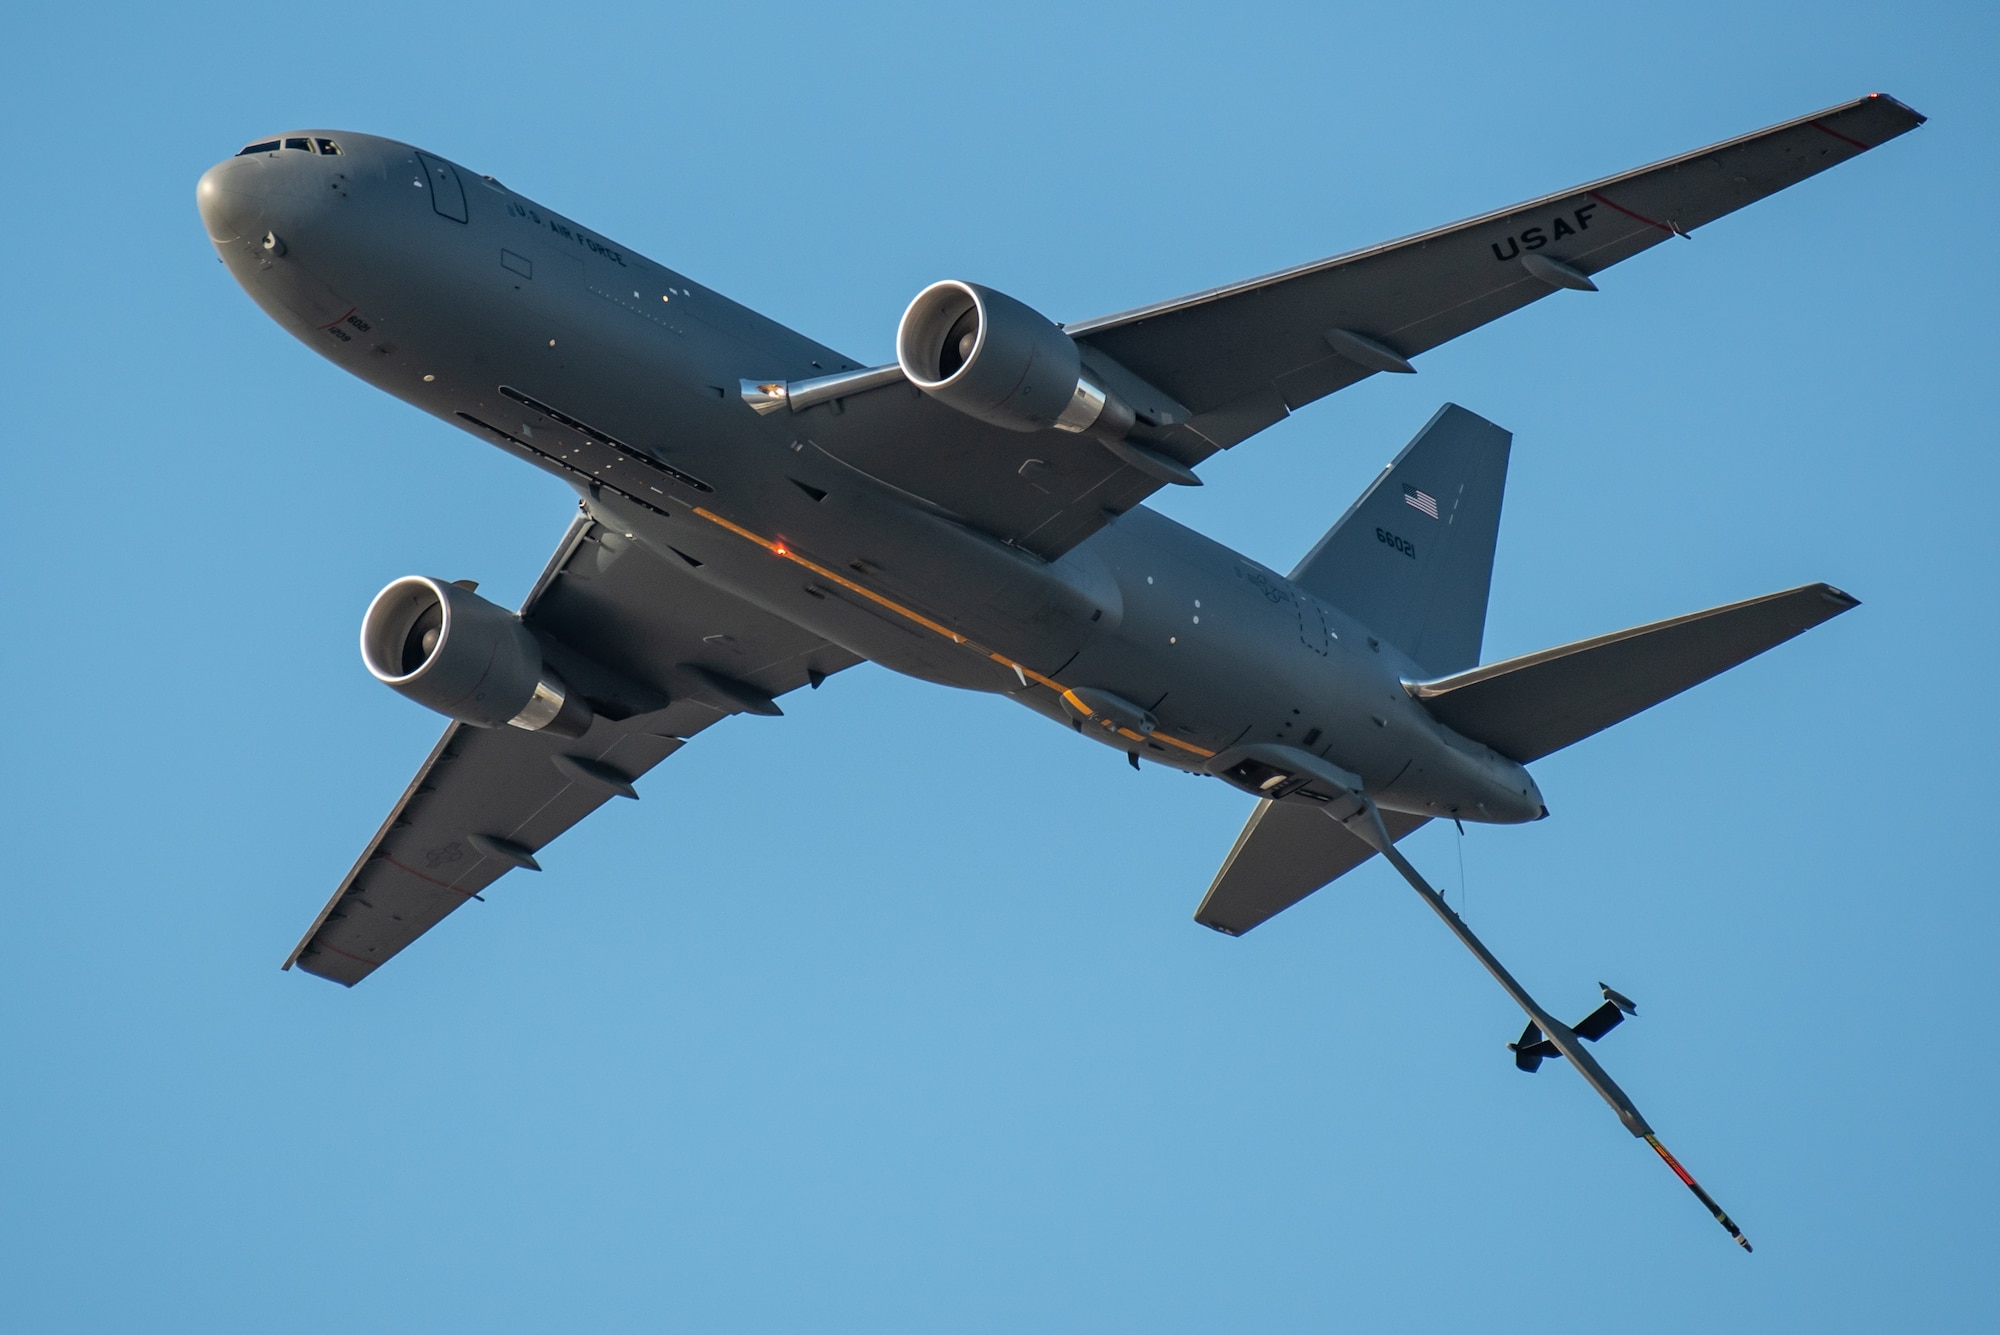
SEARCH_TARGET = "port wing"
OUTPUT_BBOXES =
[286,510,858,986]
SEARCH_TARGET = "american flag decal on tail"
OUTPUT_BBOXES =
[1403,484,1439,519]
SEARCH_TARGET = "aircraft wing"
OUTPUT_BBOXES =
[802,95,1920,563]
[1068,94,1924,452]
[285,509,860,986]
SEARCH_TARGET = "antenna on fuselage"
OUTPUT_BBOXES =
[1337,799,1753,1253]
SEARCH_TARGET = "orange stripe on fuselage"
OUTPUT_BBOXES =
[689,507,1217,760]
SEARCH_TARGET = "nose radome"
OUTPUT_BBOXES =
[196,157,265,245]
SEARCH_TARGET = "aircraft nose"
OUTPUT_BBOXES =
[196,156,265,245]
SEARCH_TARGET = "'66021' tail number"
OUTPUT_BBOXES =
[1376,527,1416,559]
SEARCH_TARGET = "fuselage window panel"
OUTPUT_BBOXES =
[284,138,312,151]
[315,138,342,155]
[237,140,280,156]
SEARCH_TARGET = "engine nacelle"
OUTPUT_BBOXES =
[360,576,593,738]
[896,280,1133,438]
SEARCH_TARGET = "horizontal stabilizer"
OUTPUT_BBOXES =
[1195,800,1426,936]
[1407,583,1859,763]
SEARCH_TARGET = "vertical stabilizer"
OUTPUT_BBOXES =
[1290,404,1511,675]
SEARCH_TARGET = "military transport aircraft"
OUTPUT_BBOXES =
[198,95,1922,1248]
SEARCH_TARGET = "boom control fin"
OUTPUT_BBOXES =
[1510,983,1637,1071]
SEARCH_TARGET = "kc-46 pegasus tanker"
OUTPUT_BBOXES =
[197,95,1924,1248]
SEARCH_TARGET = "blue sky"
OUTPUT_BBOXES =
[2,2,1994,1330]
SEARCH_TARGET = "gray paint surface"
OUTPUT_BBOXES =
[193,96,1917,984]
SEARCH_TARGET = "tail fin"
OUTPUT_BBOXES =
[1408,583,1860,763]
[1290,404,1511,676]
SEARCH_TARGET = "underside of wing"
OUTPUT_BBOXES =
[287,509,860,986]
[1069,94,1924,452]
[285,717,682,986]
[798,388,1161,561]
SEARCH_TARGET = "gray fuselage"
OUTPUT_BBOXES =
[196,130,1542,825]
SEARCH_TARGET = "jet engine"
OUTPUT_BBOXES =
[359,576,594,737]
[896,280,1134,439]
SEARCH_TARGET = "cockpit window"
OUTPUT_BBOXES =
[236,137,341,156]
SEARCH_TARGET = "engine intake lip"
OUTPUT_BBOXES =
[896,280,987,390]
[361,575,453,686]
[359,574,595,738]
